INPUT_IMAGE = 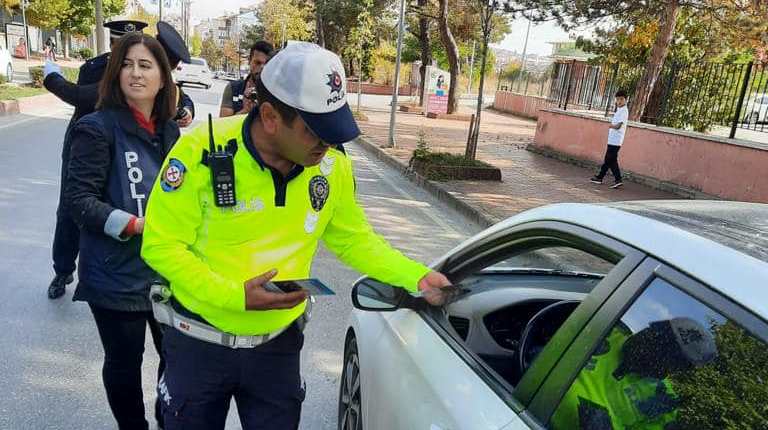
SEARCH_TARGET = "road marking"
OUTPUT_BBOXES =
[0,116,39,130]
[352,151,462,238]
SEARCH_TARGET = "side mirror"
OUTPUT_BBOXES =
[352,278,422,312]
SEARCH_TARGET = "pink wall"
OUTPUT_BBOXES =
[533,109,768,203]
[493,91,556,120]
[347,80,413,96]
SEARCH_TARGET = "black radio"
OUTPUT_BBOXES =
[206,114,237,207]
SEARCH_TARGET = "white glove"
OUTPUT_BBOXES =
[43,61,61,79]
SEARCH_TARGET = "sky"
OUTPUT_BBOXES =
[167,0,580,56]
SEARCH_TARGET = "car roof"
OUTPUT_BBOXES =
[480,201,768,319]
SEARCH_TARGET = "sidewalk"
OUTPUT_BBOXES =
[11,56,84,82]
[356,107,677,226]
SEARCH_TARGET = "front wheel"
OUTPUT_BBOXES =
[338,333,363,430]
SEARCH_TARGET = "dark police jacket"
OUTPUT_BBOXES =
[65,108,180,311]
[229,76,250,113]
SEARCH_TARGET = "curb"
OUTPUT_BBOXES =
[354,135,499,228]
[0,92,57,117]
[527,145,720,200]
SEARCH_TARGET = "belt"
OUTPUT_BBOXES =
[150,284,313,349]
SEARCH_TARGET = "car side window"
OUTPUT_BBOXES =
[549,277,768,430]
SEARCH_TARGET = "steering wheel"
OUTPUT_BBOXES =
[518,300,580,374]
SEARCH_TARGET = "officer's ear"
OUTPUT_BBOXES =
[259,102,280,136]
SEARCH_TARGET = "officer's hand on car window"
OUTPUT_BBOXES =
[244,269,308,311]
[417,271,452,306]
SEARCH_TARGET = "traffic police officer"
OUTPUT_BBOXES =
[141,42,452,429]
[550,318,717,429]
[43,20,194,299]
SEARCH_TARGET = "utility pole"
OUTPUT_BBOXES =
[386,0,406,148]
[520,18,531,72]
[159,0,164,23]
[467,40,476,95]
[95,0,105,54]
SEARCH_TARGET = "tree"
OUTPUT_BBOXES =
[200,35,223,71]
[520,0,720,121]
[253,0,314,46]
[465,0,512,160]
[222,40,239,72]
[26,0,71,30]
[57,0,124,57]
[127,2,158,36]
[669,321,768,428]
[190,33,202,57]
[239,24,264,52]
[436,0,461,113]
[341,0,376,78]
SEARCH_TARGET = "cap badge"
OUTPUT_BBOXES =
[325,70,345,106]
[125,23,136,32]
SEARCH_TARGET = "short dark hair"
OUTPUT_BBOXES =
[249,41,274,59]
[616,90,628,98]
[255,75,297,124]
[97,33,177,124]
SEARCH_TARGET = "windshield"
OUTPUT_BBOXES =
[490,246,615,275]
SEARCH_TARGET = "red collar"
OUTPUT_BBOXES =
[129,106,156,136]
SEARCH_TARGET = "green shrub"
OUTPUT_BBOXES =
[28,65,79,88]
[76,47,93,60]
[0,74,6,85]
[29,66,43,87]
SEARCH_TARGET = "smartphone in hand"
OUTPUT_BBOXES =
[264,279,335,296]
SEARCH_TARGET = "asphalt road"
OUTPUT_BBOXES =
[0,80,482,429]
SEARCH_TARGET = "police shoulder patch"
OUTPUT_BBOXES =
[309,175,330,212]
[161,158,186,192]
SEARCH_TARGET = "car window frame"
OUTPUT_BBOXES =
[417,220,645,417]
[527,258,768,427]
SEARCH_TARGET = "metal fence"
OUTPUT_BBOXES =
[503,60,768,138]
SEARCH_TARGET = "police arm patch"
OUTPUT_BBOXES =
[161,158,186,192]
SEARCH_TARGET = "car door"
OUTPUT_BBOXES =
[524,260,768,429]
[354,221,645,430]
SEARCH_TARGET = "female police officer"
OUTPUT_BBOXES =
[64,33,180,430]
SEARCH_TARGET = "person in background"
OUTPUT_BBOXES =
[591,90,629,189]
[219,40,273,117]
[45,36,57,61]
[64,33,180,430]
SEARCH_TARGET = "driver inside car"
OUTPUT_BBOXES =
[550,317,717,430]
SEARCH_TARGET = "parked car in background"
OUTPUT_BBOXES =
[174,57,213,89]
[742,92,768,124]
[0,44,13,82]
[341,201,768,430]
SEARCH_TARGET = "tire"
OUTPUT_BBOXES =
[338,333,363,430]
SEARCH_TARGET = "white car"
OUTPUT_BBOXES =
[742,93,768,124]
[0,44,12,82]
[341,201,768,430]
[174,57,212,89]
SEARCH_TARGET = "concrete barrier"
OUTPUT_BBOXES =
[532,108,768,203]
[347,80,414,96]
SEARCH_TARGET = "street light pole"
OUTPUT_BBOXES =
[467,40,476,95]
[20,0,29,61]
[386,0,407,148]
[159,0,164,22]
[520,18,531,72]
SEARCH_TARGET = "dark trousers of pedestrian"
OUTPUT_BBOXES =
[52,148,79,276]
[90,305,165,430]
[597,144,622,182]
[159,324,306,430]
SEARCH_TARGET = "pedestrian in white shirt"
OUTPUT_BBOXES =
[591,90,629,189]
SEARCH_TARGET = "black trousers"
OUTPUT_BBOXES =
[597,144,622,182]
[159,324,305,430]
[90,305,165,430]
[52,145,79,276]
